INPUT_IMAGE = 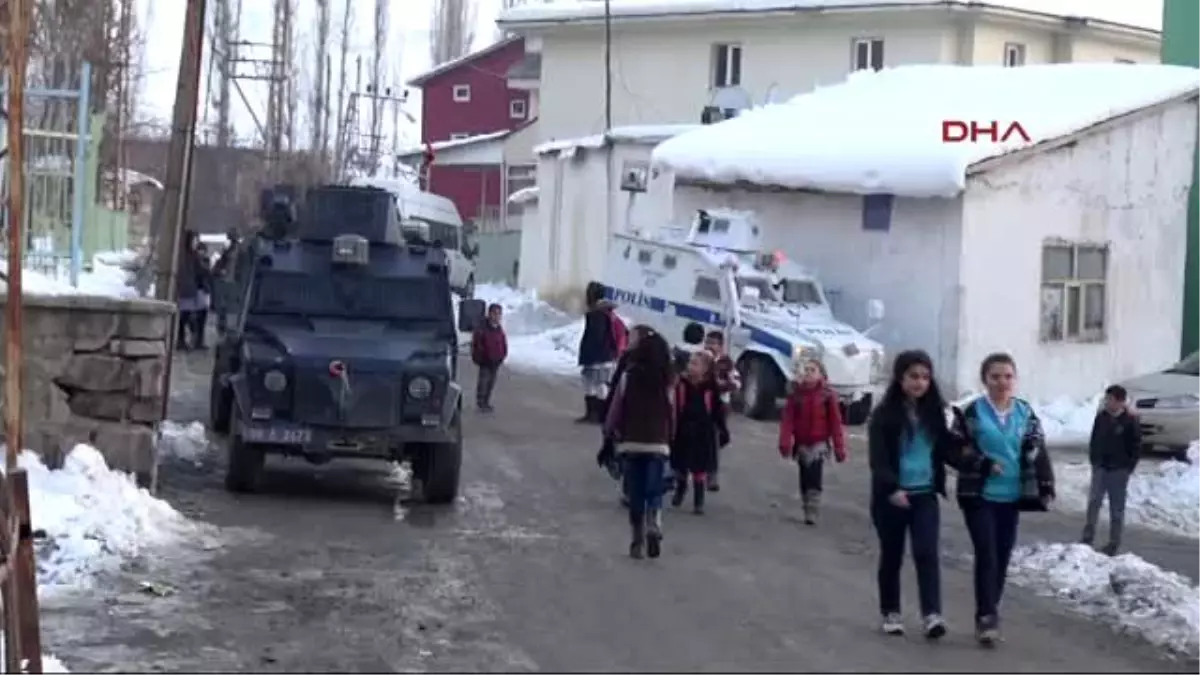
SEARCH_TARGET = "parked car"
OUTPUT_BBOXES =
[1116,351,1198,460]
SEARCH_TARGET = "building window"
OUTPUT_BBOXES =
[712,43,742,88]
[1004,43,1026,67]
[449,132,470,141]
[506,164,536,196]
[693,276,723,302]
[637,249,654,265]
[1115,58,1136,64]
[1040,242,1108,342]
[852,38,884,71]
[663,254,677,270]
[510,99,527,119]
[861,194,893,231]
[452,84,471,102]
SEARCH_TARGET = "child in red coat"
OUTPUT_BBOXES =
[471,303,508,412]
[778,359,847,525]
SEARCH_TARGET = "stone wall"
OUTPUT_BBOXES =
[0,293,174,487]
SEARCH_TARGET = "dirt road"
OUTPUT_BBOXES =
[39,353,1197,672]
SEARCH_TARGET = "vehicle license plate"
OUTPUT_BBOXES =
[243,426,312,444]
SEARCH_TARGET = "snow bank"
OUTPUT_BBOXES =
[474,284,583,376]
[651,64,1200,198]
[499,0,1160,29]
[19,444,196,591]
[1009,543,1200,656]
[952,393,1100,446]
[1055,442,1199,539]
[157,420,212,467]
[0,251,140,299]
[534,124,701,157]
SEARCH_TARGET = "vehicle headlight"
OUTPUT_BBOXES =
[407,376,434,400]
[263,369,288,393]
[1153,394,1199,409]
[793,345,821,362]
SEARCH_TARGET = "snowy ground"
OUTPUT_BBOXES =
[0,251,140,299]
[472,284,583,377]
[1009,542,1200,657]
[158,420,215,467]
[1054,442,1199,540]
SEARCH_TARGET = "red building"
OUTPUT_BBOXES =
[407,37,537,231]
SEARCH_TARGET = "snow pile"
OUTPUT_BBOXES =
[0,251,140,299]
[474,284,583,376]
[1055,442,1200,539]
[157,421,212,466]
[652,64,1200,198]
[1009,542,1200,656]
[20,444,196,590]
[533,124,701,157]
[952,393,1101,446]
[498,0,1160,29]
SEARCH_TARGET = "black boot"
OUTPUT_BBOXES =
[576,396,598,424]
[629,514,646,559]
[645,509,663,559]
[693,477,706,514]
[671,475,688,508]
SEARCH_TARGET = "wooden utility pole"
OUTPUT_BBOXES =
[153,0,208,305]
[2,0,44,671]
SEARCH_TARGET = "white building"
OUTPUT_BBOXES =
[649,64,1198,400]
[497,0,1162,144]
[518,125,696,307]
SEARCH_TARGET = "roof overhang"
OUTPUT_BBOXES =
[397,132,510,167]
[498,1,1160,45]
[407,37,522,87]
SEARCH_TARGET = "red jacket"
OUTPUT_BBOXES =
[609,309,629,355]
[778,381,846,461]
[471,323,508,366]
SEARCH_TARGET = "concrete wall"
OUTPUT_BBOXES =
[956,98,1199,400]
[0,294,174,486]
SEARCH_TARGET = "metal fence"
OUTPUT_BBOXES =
[0,61,93,284]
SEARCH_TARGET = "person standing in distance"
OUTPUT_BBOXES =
[1080,384,1141,555]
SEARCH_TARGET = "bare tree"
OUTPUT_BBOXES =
[310,0,331,157]
[429,0,476,66]
[332,0,353,174]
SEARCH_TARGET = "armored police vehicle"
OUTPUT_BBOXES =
[209,184,486,501]
[599,209,884,423]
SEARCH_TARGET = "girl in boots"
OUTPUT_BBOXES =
[951,353,1055,647]
[778,360,847,525]
[670,350,728,515]
[868,349,964,640]
[604,330,674,559]
[577,282,628,424]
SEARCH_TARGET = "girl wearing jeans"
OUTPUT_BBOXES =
[605,330,675,559]
[868,350,968,639]
[951,352,1055,646]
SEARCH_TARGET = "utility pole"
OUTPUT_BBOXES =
[153,0,207,306]
[603,0,612,132]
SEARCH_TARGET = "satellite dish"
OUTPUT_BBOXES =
[702,86,753,125]
[763,83,781,106]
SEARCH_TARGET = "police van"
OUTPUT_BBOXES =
[599,209,884,423]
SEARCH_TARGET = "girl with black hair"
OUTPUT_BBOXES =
[604,329,675,559]
[577,282,628,423]
[950,352,1055,647]
[868,349,971,640]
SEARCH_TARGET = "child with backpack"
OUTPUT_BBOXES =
[778,359,847,525]
[670,350,729,514]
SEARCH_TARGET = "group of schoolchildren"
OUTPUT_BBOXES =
[469,285,1149,649]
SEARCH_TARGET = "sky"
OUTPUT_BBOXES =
[137,0,1164,151]
[138,0,506,150]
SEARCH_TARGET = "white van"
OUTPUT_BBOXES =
[349,177,477,297]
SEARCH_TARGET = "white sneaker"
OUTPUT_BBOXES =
[923,613,947,640]
[881,613,904,635]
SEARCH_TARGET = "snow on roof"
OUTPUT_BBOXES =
[497,0,1159,34]
[507,186,540,205]
[651,64,1200,199]
[407,37,522,86]
[396,129,513,158]
[534,124,701,157]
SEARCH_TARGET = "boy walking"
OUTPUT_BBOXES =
[471,303,508,412]
[1081,385,1141,555]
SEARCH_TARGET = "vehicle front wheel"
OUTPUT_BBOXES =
[224,415,265,493]
[843,395,872,426]
[738,356,782,421]
[414,415,463,504]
